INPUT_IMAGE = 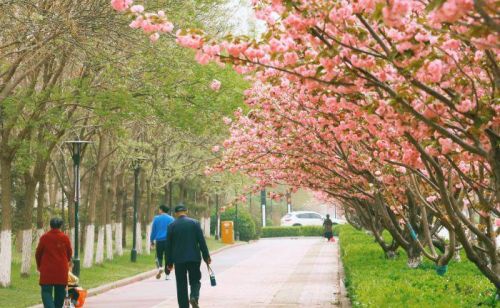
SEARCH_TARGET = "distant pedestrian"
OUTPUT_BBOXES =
[35,217,72,308]
[166,204,211,308]
[150,204,175,280]
[323,214,335,242]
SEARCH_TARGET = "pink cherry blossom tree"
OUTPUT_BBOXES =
[112,0,499,288]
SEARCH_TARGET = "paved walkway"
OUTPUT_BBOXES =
[85,237,348,307]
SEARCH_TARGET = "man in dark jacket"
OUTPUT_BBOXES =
[35,217,72,308]
[166,204,211,308]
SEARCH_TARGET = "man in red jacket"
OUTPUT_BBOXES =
[35,217,72,308]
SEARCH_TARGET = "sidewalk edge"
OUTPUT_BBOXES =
[336,237,352,308]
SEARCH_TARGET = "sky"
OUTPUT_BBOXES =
[224,0,266,36]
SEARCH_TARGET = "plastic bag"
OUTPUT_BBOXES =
[75,288,87,307]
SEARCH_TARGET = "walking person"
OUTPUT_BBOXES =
[150,204,175,279]
[35,217,72,308]
[323,214,335,242]
[166,204,211,308]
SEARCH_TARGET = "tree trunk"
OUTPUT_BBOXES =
[36,172,47,236]
[19,172,36,277]
[0,157,13,287]
[95,171,107,265]
[115,222,123,256]
[136,222,143,254]
[0,229,11,287]
[145,223,151,255]
[82,224,95,268]
[105,177,114,260]
[95,225,105,265]
[106,223,113,260]
[20,229,32,277]
[48,169,57,209]
[144,180,152,255]
[115,174,124,255]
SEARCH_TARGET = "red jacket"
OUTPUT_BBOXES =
[35,229,72,285]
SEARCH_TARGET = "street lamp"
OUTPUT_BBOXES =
[212,177,221,240]
[131,157,145,263]
[261,189,266,227]
[234,190,239,241]
[65,140,92,277]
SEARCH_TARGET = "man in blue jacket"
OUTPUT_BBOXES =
[150,205,174,279]
[166,204,211,308]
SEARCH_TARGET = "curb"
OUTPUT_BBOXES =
[29,241,249,308]
[335,237,352,308]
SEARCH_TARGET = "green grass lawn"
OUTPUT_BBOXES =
[338,225,497,308]
[0,237,225,308]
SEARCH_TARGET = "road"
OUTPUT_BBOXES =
[85,237,346,307]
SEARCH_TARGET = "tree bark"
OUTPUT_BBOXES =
[115,174,124,255]
[19,171,36,277]
[0,157,13,287]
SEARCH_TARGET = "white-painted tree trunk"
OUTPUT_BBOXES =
[83,224,95,268]
[95,226,105,265]
[203,217,211,237]
[20,229,33,276]
[200,217,205,236]
[115,222,123,256]
[145,224,151,255]
[105,224,113,260]
[0,230,12,287]
[136,222,142,254]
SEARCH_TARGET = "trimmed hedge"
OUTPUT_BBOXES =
[261,225,339,238]
[338,225,497,307]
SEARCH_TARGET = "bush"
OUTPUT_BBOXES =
[261,225,339,238]
[338,225,496,307]
[262,226,302,237]
[211,207,257,241]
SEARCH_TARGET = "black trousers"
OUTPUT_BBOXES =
[156,240,168,271]
[41,284,66,308]
[174,262,202,308]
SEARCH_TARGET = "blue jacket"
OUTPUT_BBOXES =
[150,214,174,243]
[166,216,210,265]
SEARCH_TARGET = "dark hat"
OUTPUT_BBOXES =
[174,204,187,213]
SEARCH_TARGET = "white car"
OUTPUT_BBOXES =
[280,211,325,227]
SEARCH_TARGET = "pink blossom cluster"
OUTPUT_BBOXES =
[111,0,174,42]
[210,79,222,92]
[429,0,474,23]
[111,0,133,12]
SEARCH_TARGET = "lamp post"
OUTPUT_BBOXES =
[235,190,239,241]
[212,177,221,240]
[65,140,92,277]
[131,157,144,263]
[215,193,220,240]
[261,189,266,227]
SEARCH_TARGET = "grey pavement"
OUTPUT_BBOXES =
[85,237,348,308]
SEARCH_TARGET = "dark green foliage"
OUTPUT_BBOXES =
[338,225,497,307]
[262,226,302,237]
